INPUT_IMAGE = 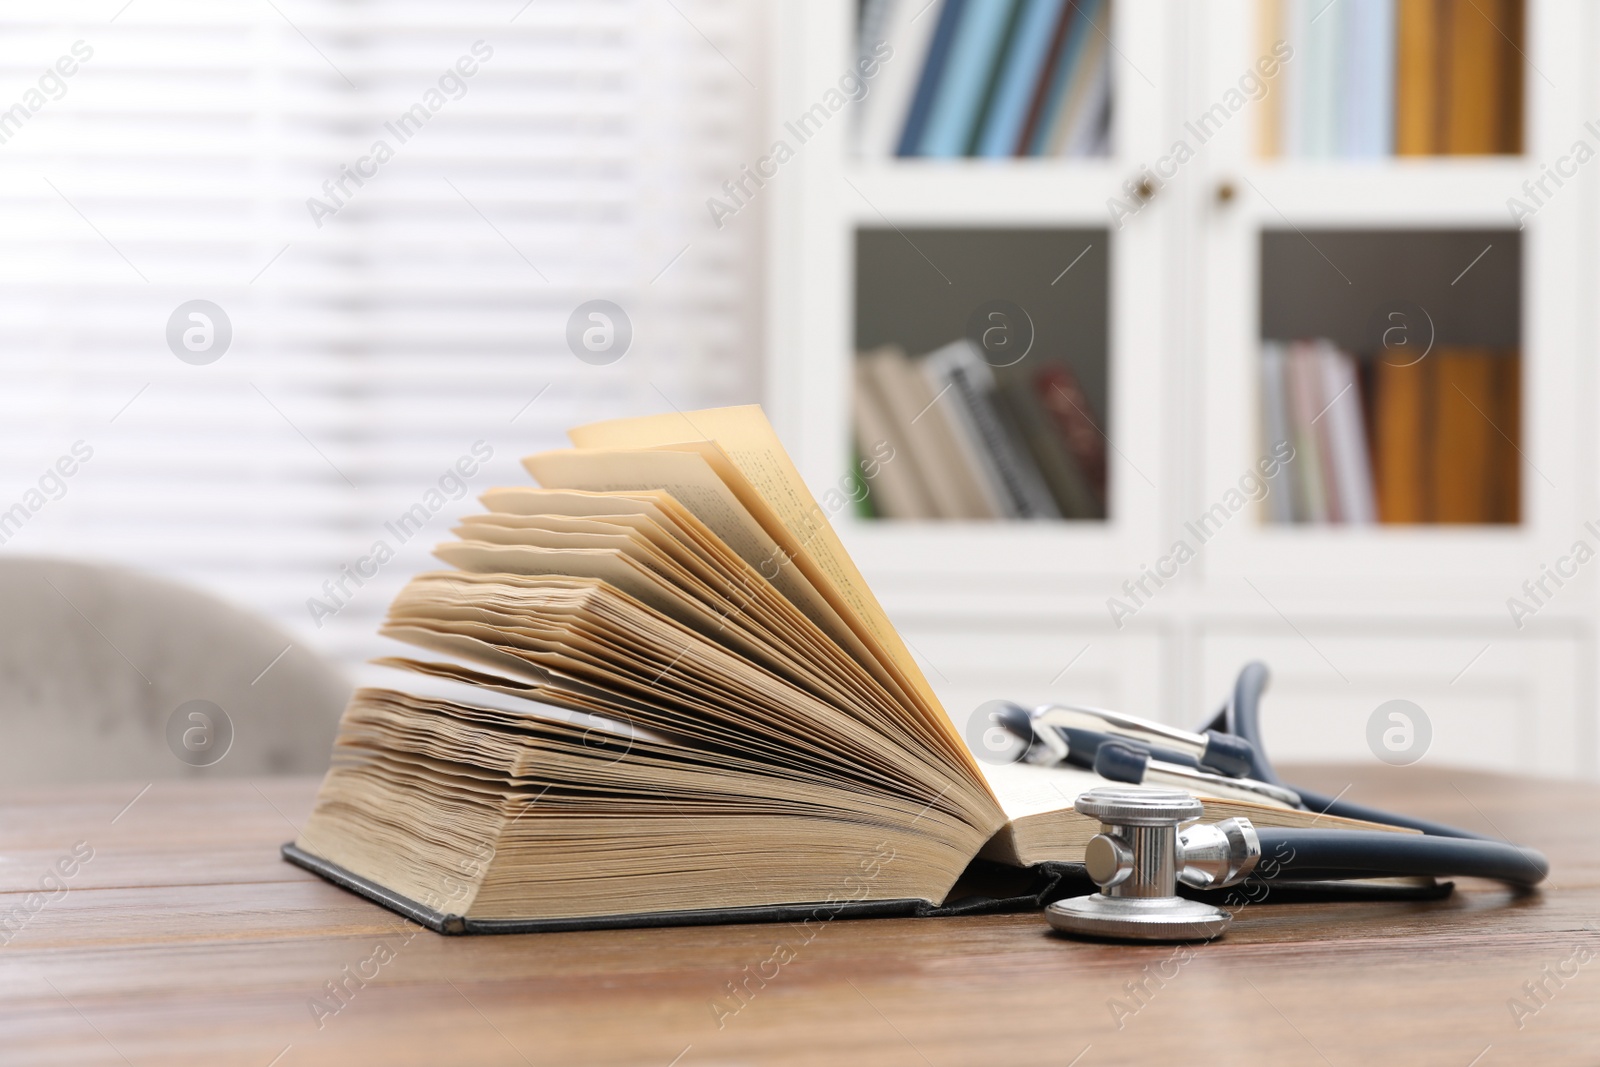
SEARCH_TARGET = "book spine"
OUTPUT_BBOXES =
[857,0,945,159]
[1001,374,1102,518]
[857,0,896,73]
[1032,364,1107,509]
[896,0,967,156]
[1373,349,1430,522]
[1014,0,1079,156]
[1312,343,1346,522]
[1258,0,1282,157]
[850,446,880,520]
[1490,350,1522,523]
[1430,348,1498,522]
[1344,347,1380,523]
[1430,0,1453,152]
[1442,0,1503,154]
[1043,0,1105,156]
[964,0,1032,156]
[1058,27,1111,157]
[850,0,897,156]
[1395,0,1438,154]
[1312,342,1345,523]
[943,358,1062,519]
[1025,0,1094,156]
[1320,342,1377,524]
[1304,0,1338,158]
[1066,0,1114,156]
[1335,0,1364,158]
[1259,341,1299,523]
[918,0,1020,157]
[1499,0,1525,153]
[975,0,1069,157]
[1280,0,1307,157]
[1284,341,1329,523]
[864,346,996,519]
[854,359,937,519]
[918,349,1012,517]
[1370,0,1397,155]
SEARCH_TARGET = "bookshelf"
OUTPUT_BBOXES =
[766,0,1597,778]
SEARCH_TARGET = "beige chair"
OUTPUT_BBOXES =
[0,557,350,785]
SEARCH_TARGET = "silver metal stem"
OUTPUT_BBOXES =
[1112,825,1178,898]
[1045,787,1261,942]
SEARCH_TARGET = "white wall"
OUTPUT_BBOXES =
[0,0,771,672]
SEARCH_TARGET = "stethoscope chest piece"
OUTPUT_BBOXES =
[1045,787,1261,943]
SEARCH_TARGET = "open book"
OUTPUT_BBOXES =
[286,406,1384,932]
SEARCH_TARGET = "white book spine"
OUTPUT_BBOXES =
[854,360,937,519]
[918,349,1013,517]
[1063,37,1113,158]
[1306,1,1338,158]
[855,0,942,159]
[1260,341,1298,524]
[921,341,1065,519]
[1280,0,1307,157]
[1285,340,1329,523]
[1320,342,1378,524]
[862,346,994,519]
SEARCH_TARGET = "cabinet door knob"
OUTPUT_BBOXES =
[1216,180,1237,204]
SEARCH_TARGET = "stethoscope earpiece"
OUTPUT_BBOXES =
[985,699,1037,750]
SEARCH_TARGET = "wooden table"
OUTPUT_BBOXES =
[1,766,1596,1066]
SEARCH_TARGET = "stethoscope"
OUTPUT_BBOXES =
[976,661,1549,941]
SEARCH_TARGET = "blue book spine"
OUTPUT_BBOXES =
[896,0,968,157]
[976,0,1070,157]
[1305,0,1338,157]
[1368,0,1395,156]
[917,0,1021,157]
[1026,0,1097,157]
[1337,0,1367,157]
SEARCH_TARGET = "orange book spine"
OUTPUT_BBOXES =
[1442,0,1505,155]
[1429,348,1498,523]
[1395,0,1439,155]
[1258,0,1282,158]
[1490,351,1522,523]
[1374,356,1430,523]
[1498,0,1526,153]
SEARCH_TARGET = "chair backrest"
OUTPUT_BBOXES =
[0,556,350,784]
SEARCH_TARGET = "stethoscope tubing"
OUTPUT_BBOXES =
[1207,661,1548,885]
[1253,827,1549,888]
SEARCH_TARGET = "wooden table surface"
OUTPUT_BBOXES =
[1,765,1596,1066]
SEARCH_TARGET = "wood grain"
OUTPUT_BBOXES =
[1,767,1597,1066]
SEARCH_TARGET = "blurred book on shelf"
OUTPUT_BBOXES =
[852,343,1107,521]
[1259,0,1523,159]
[855,0,1112,160]
[1261,339,1519,525]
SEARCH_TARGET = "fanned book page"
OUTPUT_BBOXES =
[288,405,1394,931]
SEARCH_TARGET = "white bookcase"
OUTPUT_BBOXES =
[765,0,1597,778]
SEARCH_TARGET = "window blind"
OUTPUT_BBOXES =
[0,0,765,670]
